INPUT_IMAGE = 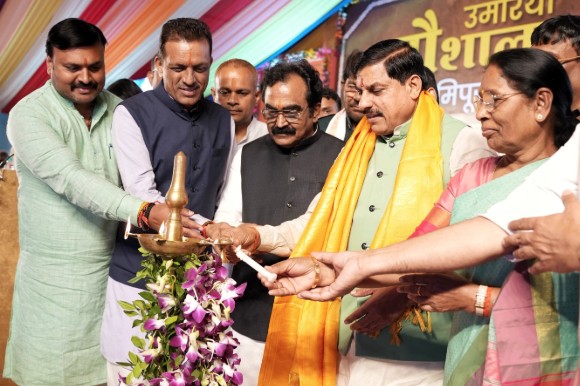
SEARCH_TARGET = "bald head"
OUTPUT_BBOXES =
[212,59,260,133]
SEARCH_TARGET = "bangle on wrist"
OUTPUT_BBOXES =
[474,285,488,316]
[311,257,321,289]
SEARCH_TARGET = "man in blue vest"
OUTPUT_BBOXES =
[100,18,236,384]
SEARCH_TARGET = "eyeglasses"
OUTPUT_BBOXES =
[262,106,307,123]
[559,55,580,65]
[472,91,524,112]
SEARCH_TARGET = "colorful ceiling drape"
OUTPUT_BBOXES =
[0,0,350,113]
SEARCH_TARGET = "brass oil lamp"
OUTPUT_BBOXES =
[132,151,232,258]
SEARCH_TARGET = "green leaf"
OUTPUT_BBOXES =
[125,372,134,384]
[131,336,146,350]
[123,310,139,317]
[165,315,179,326]
[132,363,143,378]
[139,291,156,302]
[175,285,185,298]
[128,351,140,365]
[118,301,136,311]
[132,319,143,328]
[149,305,162,315]
[134,300,146,310]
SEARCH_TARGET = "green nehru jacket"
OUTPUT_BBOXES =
[339,114,467,361]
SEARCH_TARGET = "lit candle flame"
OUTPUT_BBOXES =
[124,216,132,239]
[159,221,166,239]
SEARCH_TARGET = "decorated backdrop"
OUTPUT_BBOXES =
[342,0,579,115]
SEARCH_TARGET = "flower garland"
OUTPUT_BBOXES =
[119,249,246,386]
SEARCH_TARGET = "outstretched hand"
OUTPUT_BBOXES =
[504,191,580,274]
[258,250,373,301]
[259,256,336,297]
[295,251,368,301]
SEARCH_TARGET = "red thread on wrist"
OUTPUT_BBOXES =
[201,221,214,238]
[483,286,493,317]
[137,202,153,231]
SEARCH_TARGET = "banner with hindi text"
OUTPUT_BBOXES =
[343,0,578,115]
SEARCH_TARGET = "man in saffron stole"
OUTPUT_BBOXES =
[256,40,491,386]
[261,45,579,385]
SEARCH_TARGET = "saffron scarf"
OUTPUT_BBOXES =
[259,92,444,385]
[443,159,579,385]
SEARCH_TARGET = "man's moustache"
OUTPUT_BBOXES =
[365,110,383,118]
[271,126,296,135]
[72,82,98,90]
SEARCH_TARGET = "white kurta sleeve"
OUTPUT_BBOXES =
[482,125,580,233]
[213,149,243,226]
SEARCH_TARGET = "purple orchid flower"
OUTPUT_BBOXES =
[157,293,176,313]
[219,281,247,311]
[161,370,186,386]
[223,363,244,385]
[141,337,162,363]
[144,317,166,331]
[183,294,207,324]
[123,253,247,385]
[169,326,189,351]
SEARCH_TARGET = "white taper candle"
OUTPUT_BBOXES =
[235,246,277,282]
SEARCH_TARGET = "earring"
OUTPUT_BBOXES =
[537,114,543,120]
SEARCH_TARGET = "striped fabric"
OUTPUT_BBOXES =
[0,0,350,112]
[444,160,579,385]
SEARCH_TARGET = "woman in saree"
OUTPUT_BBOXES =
[262,48,579,384]
[395,47,578,385]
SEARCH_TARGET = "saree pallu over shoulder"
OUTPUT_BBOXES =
[479,264,579,385]
[444,159,579,385]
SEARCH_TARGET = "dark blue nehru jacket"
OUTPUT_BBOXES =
[109,84,232,289]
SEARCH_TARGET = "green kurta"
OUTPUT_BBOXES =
[4,81,142,385]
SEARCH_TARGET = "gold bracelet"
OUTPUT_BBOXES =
[311,257,320,289]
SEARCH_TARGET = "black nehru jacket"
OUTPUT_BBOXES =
[233,129,344,341]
